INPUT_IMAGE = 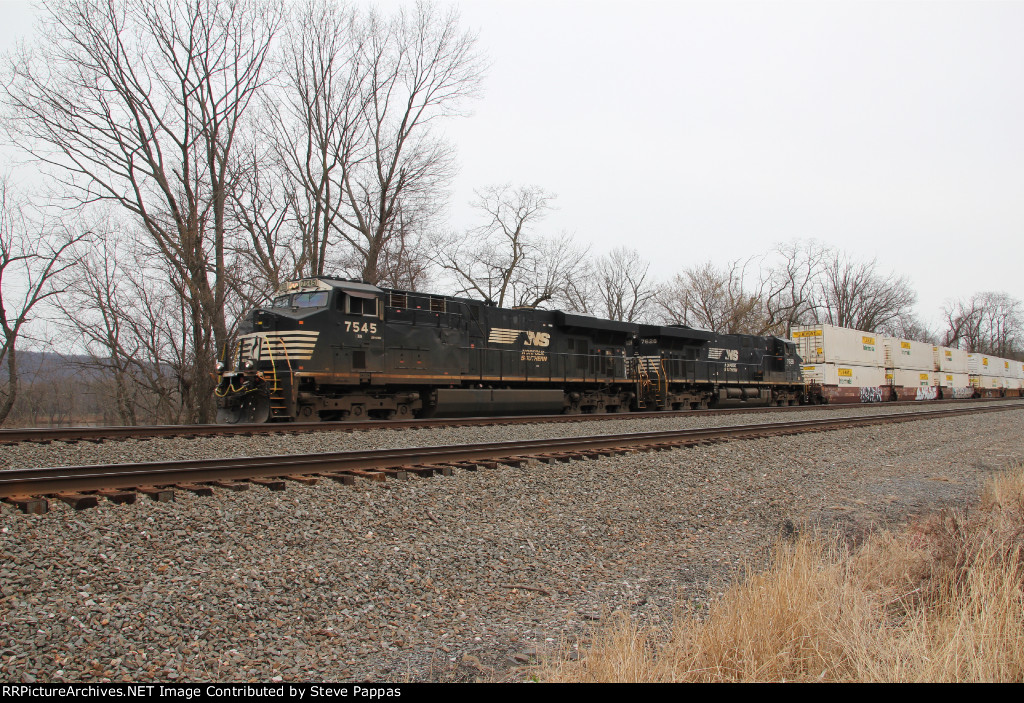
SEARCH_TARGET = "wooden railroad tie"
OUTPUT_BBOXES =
[250,478,286,491]
[286,475,319,486]
[56,493,100,510]
[208,481,250,491]
[345,469,387,482]
[137,486,176,502]
[4,495,49,514]
[97,488,137,504]
[176,483,214,496]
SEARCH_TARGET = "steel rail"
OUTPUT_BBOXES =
[2,403,1021,499]
[0,397,1006,445]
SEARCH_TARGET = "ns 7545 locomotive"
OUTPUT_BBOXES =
[215,277,805,423]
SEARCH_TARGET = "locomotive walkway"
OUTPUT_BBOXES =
[0,396,1004,445]
[2,402,1021,513]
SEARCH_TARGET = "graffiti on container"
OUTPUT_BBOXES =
[860,386,884,403]
[951,387,974,399]
[915,386,938,401]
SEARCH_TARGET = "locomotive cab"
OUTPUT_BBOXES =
[216,278,387,423]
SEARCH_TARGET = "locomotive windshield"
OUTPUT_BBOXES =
[271,291,330,309]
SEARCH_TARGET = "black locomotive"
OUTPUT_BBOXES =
[214,277,806,423]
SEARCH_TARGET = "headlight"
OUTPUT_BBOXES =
[216,361,226,372]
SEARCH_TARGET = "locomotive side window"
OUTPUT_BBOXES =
[345,295,380,317]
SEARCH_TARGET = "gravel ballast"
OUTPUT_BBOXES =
[0,401,1014,470]
[1,406,1023,683]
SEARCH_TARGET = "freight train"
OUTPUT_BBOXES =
[793,324,1024,403]
[214,277,806,423]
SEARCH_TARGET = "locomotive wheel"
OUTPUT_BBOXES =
[216,392,271,424]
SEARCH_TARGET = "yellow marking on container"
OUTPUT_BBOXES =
[901,341,911,349]
[919,373,929,381]
[792,330,822,338]
[838,368,853,377]
[862,336,875,345]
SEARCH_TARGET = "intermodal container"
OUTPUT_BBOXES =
[887,368,934,388]
[791,325,884,367]
[968,354,992,375]
[936,371,970,389]
[883,337,933,371]
[933,346,970,373]
[801,363,886,387]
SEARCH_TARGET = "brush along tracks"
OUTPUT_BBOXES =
[3,403,1021,515]
[0,397,1007,446]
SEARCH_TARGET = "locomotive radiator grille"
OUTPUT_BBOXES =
[239,331,320,362]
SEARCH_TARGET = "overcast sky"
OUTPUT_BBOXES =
[2,0,1022,329]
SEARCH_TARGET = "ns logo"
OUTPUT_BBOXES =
[487,327,551,347]
[525,331,550,347]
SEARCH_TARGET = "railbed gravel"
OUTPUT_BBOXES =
[0,400,1015,470]
[1,404,1023,683]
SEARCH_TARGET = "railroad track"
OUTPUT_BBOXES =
[0,396,1008,445]
[3,402,1021,514]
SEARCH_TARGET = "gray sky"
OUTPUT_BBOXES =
[2,0,1022,328]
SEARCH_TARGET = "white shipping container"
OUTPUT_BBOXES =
[968,354,993,375]
[800,363,886,387]
[791,325,884,367]
[936,371,970,388]
[886,368,934,388]
[883,337,934,371]
[970,374,1003,389]
[933,345,970,373]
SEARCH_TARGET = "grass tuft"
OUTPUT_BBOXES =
[540,463,1024,682]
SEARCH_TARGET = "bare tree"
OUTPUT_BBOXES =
[942,292,1023,357]
[815,252,917,332]
[263,0,367,280]
[4,0,281,422]
[0,179,84,425]
[265,0,484,286]
[433,185,550,306]
[879,312,937,343]
[433,185,588,308]
[759,239,829,335]
[55,229,196,425]
[593,247,655,322]
[513,231,590,308]
[656,260,765,334]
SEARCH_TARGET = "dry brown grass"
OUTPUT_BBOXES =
[540,464,1024,682]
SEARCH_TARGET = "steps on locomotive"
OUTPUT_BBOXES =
[633,355,669,409]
